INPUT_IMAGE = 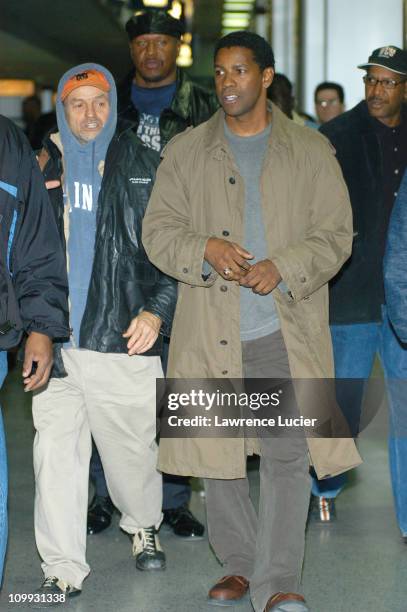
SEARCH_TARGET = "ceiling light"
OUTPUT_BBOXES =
[0,80,35,97]
[222,16,250,27]
[224,3,254,9]
[177,42,193,67]
[143,0,169,7]
[169,0,182,19]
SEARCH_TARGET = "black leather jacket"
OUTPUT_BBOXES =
[40,119,177,377]
[118,69,219,147]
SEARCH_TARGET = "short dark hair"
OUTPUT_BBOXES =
[268,73,293,97]
[214,31,275,72]
[314,81,345,104]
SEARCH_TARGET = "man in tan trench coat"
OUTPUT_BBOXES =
[143,31,361,612]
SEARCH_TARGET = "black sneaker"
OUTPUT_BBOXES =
[133,527,166,571]
[87,494,115,535]
[31,576,81,608]
[162,506,205,540]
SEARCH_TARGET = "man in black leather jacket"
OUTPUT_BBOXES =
[118,11,218,149]
[32,63,177,605]
[87,9,218,542]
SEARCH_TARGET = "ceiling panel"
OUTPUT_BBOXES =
[0,0,223,84]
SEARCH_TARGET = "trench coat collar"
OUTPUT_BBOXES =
[203,102,290,160]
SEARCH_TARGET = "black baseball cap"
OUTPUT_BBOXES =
[126,10,185,41]
[358,45,407,75]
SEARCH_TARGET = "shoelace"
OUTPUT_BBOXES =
[133,528,161,556]
[42,576,72,593]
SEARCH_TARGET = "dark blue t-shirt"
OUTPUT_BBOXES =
[131,82,176,116]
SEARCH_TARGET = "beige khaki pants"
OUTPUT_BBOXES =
[32,348,163,588]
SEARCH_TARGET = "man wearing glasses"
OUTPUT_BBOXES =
[310,47,407,532]
[314,81,345,125]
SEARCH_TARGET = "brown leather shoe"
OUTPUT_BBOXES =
[208,575,249,604]
[264,592,308,611]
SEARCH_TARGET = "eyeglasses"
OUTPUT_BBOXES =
[363,75,406,90]
[316,99,340,108]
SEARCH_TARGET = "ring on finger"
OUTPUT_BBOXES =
[223,267,232,276]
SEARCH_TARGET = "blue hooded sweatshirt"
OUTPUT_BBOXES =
[56,63,117,345]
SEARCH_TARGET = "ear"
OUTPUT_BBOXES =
[263,67,274,89]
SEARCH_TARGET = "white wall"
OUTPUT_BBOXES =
[302,0,403,116]
[272,0,297,81]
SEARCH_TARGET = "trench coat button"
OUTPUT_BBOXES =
[300,276,306,283]
[182,267,189,273]
[229,177,236,184]
[222,370,228,375]
[220,285,228,292]
[222,230,230,236]
[220,339,228,345]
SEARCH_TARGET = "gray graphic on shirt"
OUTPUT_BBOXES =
[137,113,161,151]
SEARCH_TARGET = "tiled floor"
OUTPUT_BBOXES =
[0,365,405,612]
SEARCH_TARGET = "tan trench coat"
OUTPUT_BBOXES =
[142,105,362,480]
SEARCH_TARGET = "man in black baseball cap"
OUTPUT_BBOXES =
[358,45,407,75]
[358,45,407,124]
[311,48,407,534]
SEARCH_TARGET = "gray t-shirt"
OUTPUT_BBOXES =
[224,120,281,341]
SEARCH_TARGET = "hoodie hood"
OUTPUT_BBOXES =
[56,62,117,152]
[56,63,117,347]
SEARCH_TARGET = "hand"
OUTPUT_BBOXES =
[123,311,162,355]
[22,332,53,392]
[204,237,253,281]
[239,259,282,295]
[35,154,61,190]
[45,180,61,190]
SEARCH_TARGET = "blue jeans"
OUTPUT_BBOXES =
[311,322,367,498]
[0,351,9,584]
[313,308,407,534]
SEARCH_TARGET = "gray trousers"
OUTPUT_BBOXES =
[205,331,311,612]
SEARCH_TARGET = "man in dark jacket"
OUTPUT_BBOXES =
[0,115,69,583]
[118,10,218,149]
[32,63,177,605]
[312,46,407,530]
[87,9,218,541]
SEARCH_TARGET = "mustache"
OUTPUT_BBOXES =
[367,96,385,103]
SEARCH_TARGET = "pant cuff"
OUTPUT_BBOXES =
[43,566,87,591]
